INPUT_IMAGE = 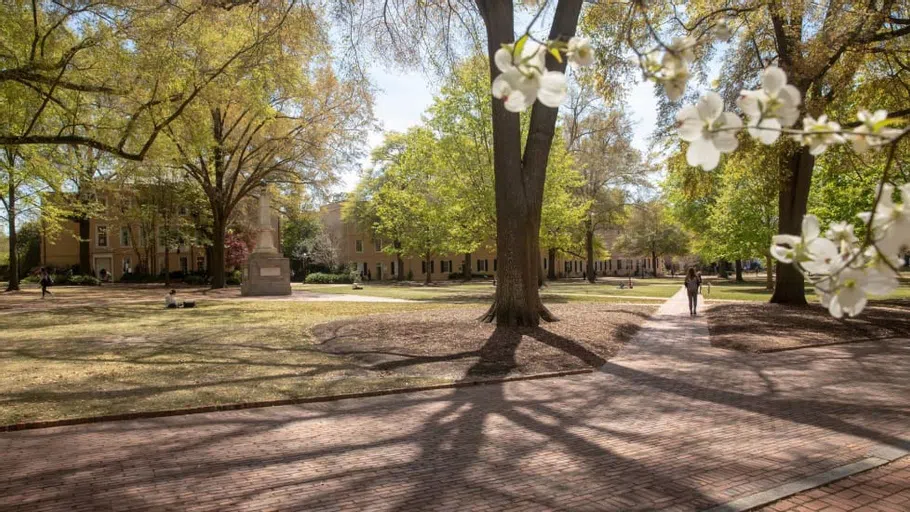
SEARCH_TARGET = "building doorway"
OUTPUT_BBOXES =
[94,256,112,280]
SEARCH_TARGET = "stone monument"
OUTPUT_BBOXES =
[241,182,292,296]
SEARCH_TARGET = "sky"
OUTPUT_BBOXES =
[336,66,661,194]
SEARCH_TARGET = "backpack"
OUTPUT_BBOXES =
[685,278,699,293]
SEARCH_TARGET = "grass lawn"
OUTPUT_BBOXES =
[0,285,656,426]
[298,277,681,303]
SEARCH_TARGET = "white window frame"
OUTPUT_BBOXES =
[96,225,108,248]
[355,240,363,253]
[374,239,382,252]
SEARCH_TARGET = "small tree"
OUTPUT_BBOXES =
[614,202,688,277]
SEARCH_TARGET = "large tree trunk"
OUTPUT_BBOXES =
[547,248,556,280]
[210,215,226,289]
[765,254,774,290]
[735,259,744,282]
[424,256,431,284]
[477,0,581,326]
[771,147,814,305]
[652,251,659,278]
[78,217,91,275]
[6,179,18,291]
[585,227,595,283]
[463,252,472,281]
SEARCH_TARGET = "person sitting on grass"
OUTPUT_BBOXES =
[165,289,180,309]
[165,289,197,309]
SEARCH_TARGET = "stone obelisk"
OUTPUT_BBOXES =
[241,181,291,296]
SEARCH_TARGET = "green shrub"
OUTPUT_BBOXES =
[447,272,493,280]
[119,272,161,283]
[225,270,242,285]
[304,272,353,284]
[68,275,100,286]
[183,274,210,285]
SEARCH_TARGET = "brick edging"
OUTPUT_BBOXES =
[0,369,594,433]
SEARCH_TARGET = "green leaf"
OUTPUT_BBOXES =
[514,34,528,59]
[549,47,563,63]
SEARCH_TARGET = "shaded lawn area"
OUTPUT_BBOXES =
[313,304,656,378]
[704,273,910,302]
[298,278,679,302]
[0,293,655,425]
[707,301,910,352]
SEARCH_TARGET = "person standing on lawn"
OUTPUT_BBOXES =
[39,268,53,299]
[684,267,702,316]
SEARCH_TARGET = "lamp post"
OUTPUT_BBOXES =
[302,252,308,282]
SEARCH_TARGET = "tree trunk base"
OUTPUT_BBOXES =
[478,300,558,326]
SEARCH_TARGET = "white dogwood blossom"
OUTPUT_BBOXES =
[849,110,903,153]
[736,66,801,144]
[770,215,838,275]
[857,183,910,255]
[796,115,845,155]
[817,268,869,318]
[492,40,566,112]
[826,221,857,246]
[566,37,594,68]
[676,91,741,170]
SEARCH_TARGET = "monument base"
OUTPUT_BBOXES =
[241,253,292,296]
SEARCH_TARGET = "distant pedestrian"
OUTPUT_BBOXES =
[685,267,702,316]
[39,268,53,299]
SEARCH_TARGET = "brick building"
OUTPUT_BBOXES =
[320,202,661,281]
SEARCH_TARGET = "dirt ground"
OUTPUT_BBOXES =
[707,301,910,352]
[312,303,657,379]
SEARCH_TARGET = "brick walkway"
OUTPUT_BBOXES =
[1,290,908,511]
[761,456,910,511]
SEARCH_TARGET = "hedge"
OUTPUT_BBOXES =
[448,272,493,280]
[304,272,353,284]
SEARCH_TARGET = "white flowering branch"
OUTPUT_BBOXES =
[486,2,908,318]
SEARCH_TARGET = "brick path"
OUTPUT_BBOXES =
[761,456,910,511]
[1,289,908,511]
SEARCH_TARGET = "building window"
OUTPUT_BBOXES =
[355,240,363,253]
[565,262,570,273]
[120,226,131,247]
[477,259,488,272]
[196,256,205,272]
[617,260,622,270]
[493,258,497,271]
[391,261,396,276]
[376,262,382,279]
[179,256,188,273]
[96,226,108,247]
[374,239,382,252]
[441,260,449,273]
[422,261,427,274]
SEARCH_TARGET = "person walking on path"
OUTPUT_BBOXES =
[39,268,53,299]
[684,267,702,316]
